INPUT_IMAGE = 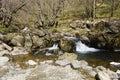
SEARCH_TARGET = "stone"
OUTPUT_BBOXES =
[80,35,90,42]
[110,62,120,68]
[45,60,54,64]
[95,71,111,80]
[60,38,75,52]
[45,52,53,56]
[24,34,33,50]
[95,66,107,72]
[3,33,17,42]
[116,70,120,74]
[0,44,4,51]
[0,33,3,39]
[95,66,119,80]
[89,70,97,77]
[70,22,77,29]
[2,43,12,51]
[0,50,10,56]
[107,69,119,80]
[32,36,46,49]
[40,60,53,64]
[58,52,77,60]
[11,47,29,55]
[56,52,77,66]
[26,64,85,80]
[0,57,9,66]
[55,59,71,66]
[26,60,37,66]
[116,70,120,78]
[32,29,46,37]
[11,35,24,47]
[71,60,81,68]
[71,60,88,69]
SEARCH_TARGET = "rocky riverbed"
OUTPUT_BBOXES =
[0,46,120,80]
[0,19,120,80]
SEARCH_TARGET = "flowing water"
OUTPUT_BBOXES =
[75,41,120,70]
[76,41,100,53]
[12,41,120,70]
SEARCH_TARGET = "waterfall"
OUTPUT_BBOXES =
[48,44,58,50]
[34,44,59,55]
[114,49,120,52]
[76,41,99,53]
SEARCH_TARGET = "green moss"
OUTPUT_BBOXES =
[50,27,58,33]
[0,27,11,33]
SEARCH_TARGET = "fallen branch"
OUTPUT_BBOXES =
[2,43,13,51]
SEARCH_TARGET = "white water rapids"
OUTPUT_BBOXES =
[34,40,100,55]
[48,44,58,50]
[76,41,99,54]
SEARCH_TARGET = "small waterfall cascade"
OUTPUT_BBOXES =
[114,49,120,52]
[76,41,99,53]
[48,44,59,50]
[34,44,59,55]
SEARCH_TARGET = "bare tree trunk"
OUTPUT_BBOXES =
[110,0,114,17]
[93,0,96,26]
[93,0,96,20]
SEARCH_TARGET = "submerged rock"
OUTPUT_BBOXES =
[58,52,77,60]
[26,60,37,66]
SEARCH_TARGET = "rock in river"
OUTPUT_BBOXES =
[95,71,111,80]
[26,60,37,66]
[0,56,9,66]
[71,60,88,69]
[11,47,29,55]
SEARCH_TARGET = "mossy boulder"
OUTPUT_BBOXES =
[60,38,75,52]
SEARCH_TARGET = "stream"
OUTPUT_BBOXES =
[12,40,120,70]
[76,41,120,70]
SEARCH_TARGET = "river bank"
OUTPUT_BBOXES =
[0,19,120,80]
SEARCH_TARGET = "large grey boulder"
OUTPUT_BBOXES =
[71,60,88,69]
[95,71,111,80]
[60,38,75,52]
[55,52,77,66]
[95,66,119,80]
[26,64,85,80]
[2,33,17,42]
[11,35,24,47]
[32,36,46,49]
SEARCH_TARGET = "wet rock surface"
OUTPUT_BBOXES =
[57,19,120,50]
[0,52,119,80]
[0,19,120,80]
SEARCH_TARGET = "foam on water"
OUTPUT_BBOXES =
[48,44,58,50]
[76,41,99,54]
